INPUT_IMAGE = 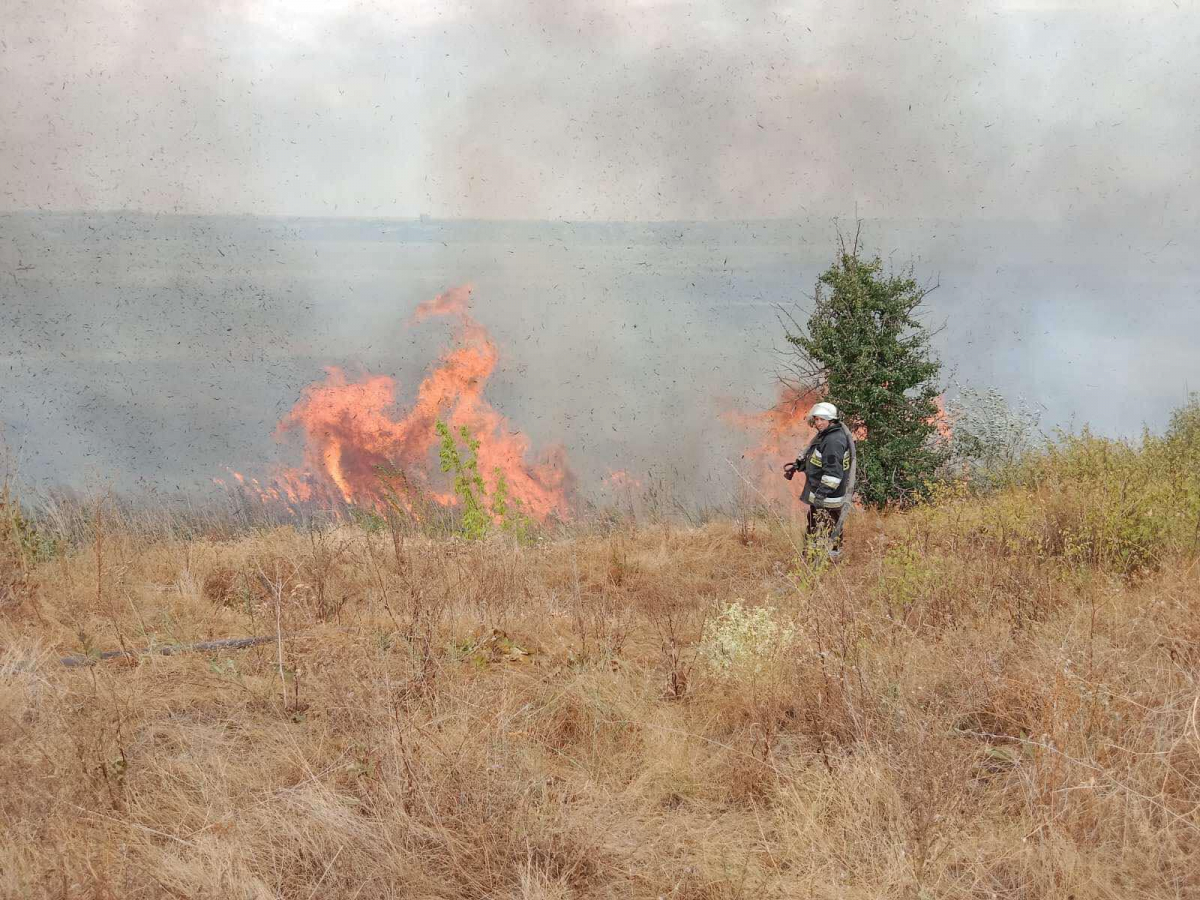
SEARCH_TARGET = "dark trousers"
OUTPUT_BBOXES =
[807,506,843,550]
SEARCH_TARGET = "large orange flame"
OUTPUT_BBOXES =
[725,384,823,514]
[243,285,571,522]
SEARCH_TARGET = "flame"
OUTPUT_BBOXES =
[411,285,471,322]
[931,395,953,441]
[251,285,571,522]
[605,469,644,492]
[726,384,823,513]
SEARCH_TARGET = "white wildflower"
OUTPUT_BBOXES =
[699,600,796,679]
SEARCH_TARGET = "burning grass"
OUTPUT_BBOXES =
[4,460,1200,898]
[229,285,572,524]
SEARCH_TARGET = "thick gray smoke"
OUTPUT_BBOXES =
[2,1,1198,500]
[6,1,1198,222]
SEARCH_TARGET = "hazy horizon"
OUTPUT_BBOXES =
[5,208,1197,506]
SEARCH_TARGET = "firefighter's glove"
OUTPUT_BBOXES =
[783,462,798,481]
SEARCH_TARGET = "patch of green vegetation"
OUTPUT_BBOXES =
[878,542,940,616]
[908,395,1200,575]
[1,483,60,568]
[437,421,535,542]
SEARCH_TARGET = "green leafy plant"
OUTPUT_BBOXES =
[435,421,536,542]
[349,506,387,534]
[1,482,59,566]
[781,226,947,507]
[437,420,491,540]
[1,482,59,609]
[789,536,835,592]
[489,468,534,542]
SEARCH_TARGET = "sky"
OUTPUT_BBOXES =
[3,0,1198,224]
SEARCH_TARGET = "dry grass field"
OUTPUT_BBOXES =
[3,437,1200,898]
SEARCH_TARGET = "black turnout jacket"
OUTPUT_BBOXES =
[798,424,851,509]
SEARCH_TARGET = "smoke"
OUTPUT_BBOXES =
[2,1,1198,501]
[4,1,1198,224]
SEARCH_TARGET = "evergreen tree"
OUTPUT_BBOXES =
[783,231,946,507]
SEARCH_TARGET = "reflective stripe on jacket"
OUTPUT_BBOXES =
[799,425,851,509]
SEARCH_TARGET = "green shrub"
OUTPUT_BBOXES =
[910,396,1200,574]
[1156,393,1200,556]
[782,238,946,507]
[437,421,491,540]
[942,387,1038,487]
[349,506,388,534]
[1,483,58,609]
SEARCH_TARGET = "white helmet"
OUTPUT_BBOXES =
[806,401,839,424]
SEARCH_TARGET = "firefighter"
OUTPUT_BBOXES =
[783,402,856,558]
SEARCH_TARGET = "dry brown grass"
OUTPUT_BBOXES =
[2,506,1199,899]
